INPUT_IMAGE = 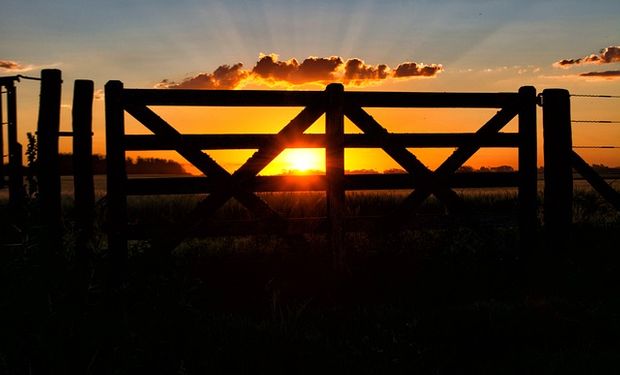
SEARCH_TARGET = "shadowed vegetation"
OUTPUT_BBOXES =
[1,190,619,374]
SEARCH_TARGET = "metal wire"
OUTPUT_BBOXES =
[16,74,41,81]
[571,94,620,98]
[573,146,619,149]
[572,120,620,124]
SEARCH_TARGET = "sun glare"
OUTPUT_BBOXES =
[284,149,323,173]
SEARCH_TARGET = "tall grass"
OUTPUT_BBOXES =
[1,189,619,374]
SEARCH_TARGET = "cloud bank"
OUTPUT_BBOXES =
[157,54,443,89]
[554,46,620,68]
[579,70,620,79]
[0,60,31,73]
[553,46,620,80]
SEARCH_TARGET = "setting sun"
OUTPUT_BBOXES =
[283,149,323,173]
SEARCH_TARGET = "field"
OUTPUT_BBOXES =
[1,185,620,374]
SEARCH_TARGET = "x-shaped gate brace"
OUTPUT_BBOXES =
[112,85,527,254]
[125,102,325,252]
[344,104,520,226]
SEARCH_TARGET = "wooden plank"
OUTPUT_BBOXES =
[36,69,63,242]
[73,80,95,222]
[326,83,346,271]
[6,82,25,208]
[124,133,520,150]
[123,88,323,107]
[125,104,280,220]
[127,212,518,239]
[572,151,620,211]
[345,104,464,213]
[0,89,4,188]
[71,79,95,307]
[130,103,325,252]
[127,217,328,238]
[345,91,519,108]
[396,106,519,215]
[72,79,95,280]
[542,89,573,233]
[517,86,538,246]
[104,80,128,262]
[125,172,519,195]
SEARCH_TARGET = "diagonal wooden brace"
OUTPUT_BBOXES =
[398,106,519,215]
[125,105,279,219]
[186,103,326,224]
[131,103,325,251]
[344,104,464,213]
[403,107,518,210]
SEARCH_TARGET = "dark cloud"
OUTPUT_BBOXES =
[392,62,443,77]
[554,46,620,68]
[252,54,298,81]
[579,70,620,79]
[251,54,343,84]
[156,54,443,89]
[344,58,389,83]
[157,63,248,89]
[0,60,25,71]
[293,56,343,83]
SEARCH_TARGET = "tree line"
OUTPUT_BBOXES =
[23,154,190,175]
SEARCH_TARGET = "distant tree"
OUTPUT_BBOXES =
[347,169,379,175]
[56,153,189,175]
[383,168,406,174]
[457,166,474,173]
[490,165,514,172]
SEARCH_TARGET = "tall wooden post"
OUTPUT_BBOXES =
[326,83,346,272]
[542,89,573,236]
[105,80,128,267]
[37,69,63,247]
[0,89,5,189]
[517,86,538,252]
[72,80,95,277]
[6,81,25,208]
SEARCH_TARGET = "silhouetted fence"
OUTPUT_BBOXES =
[104,81,538,268]
[0,75,25,207]
[541,89,620,238]
[0,69,95,263]
[11,69,620,271]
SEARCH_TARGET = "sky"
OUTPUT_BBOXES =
[1,0,619,174]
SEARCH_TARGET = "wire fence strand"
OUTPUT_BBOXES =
[574,146,620,149]
[572,120,620,124]
[571,94,620,98]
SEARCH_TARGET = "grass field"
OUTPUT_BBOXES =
[1,188,619,374]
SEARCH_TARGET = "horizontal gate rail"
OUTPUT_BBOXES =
[124,172,520,195]
[105,81,537,270]
[123,89,323,107]
[344,92,519,108]
[124,133,520,150]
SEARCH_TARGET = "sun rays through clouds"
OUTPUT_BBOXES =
[156,53,443,89]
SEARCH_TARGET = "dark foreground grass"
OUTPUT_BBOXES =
[1,191,620,374]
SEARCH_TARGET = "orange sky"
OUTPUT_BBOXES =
[2,0,619,175]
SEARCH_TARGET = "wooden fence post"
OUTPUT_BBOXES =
[6,81,25,208]
[37,69,63,248]
[542,89,572,237]
[326,83,346,272]
[72,80,95,275]
[0,90,4,189]
[105,80,128,267]
[517,86,538,250]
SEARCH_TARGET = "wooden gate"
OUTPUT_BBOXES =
[105,82,537,268]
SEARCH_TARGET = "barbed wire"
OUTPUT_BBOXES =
[571,94,620,98]
[16,74,41,81]
[570,94,619,124]
[574,146,620,149]
[572,120,620,124]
